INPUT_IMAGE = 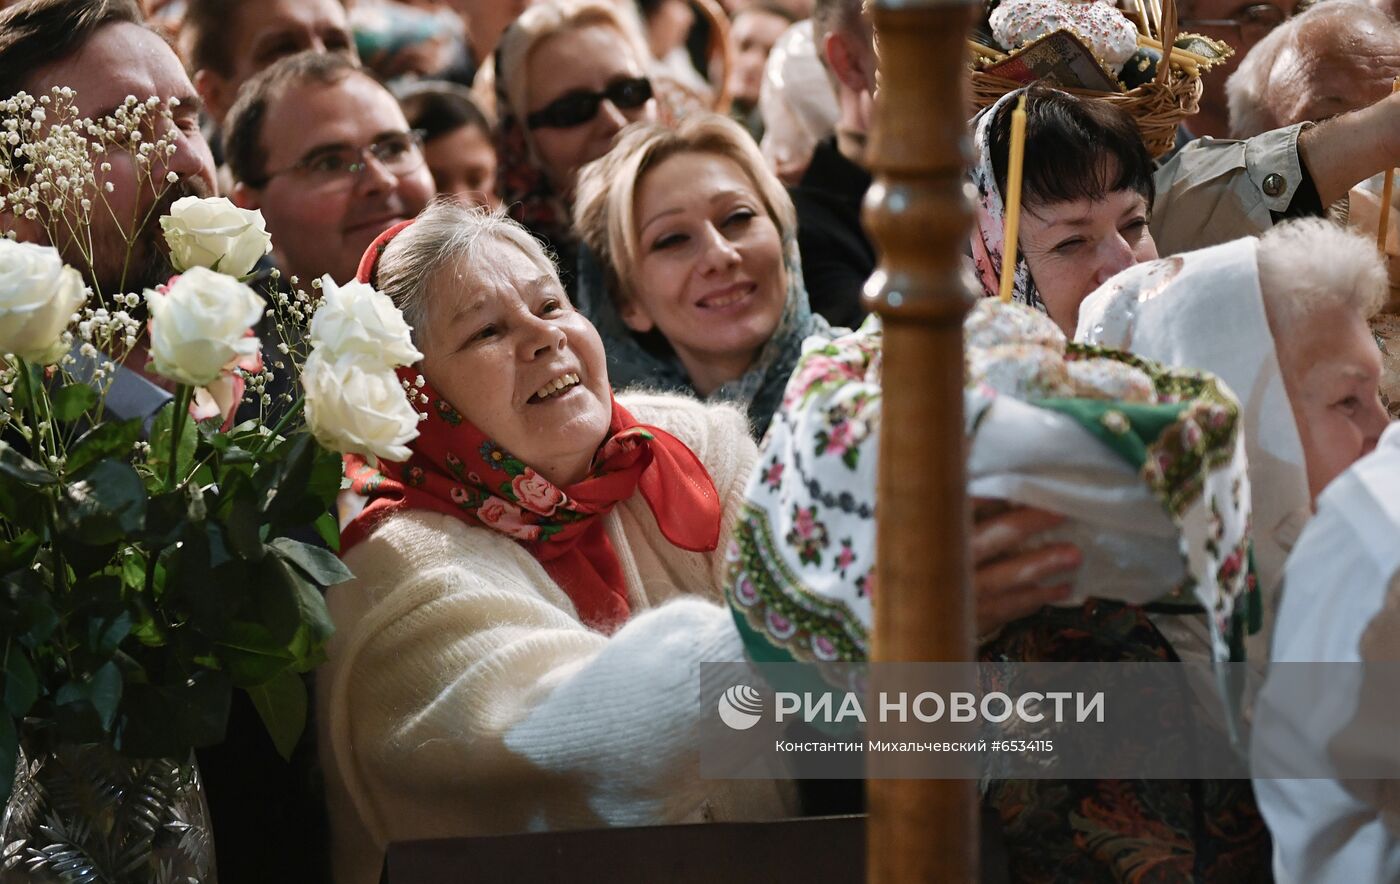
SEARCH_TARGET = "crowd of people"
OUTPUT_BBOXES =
[4,0,1400,880]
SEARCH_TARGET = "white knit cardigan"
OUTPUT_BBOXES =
[317,393,796,884]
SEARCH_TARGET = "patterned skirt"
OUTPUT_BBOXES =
[980,601,1273,884]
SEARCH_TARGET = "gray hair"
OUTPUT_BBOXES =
[374,202,558,344]
[1257,217,1387,350]
[1227,0,1399,138]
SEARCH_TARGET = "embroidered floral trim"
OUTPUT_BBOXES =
[726,503,870,664]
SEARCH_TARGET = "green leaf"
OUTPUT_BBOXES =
[198,421,232,451]
[148,401,197,484]
[2,571,58,649]
[306,443,344,504]
[0,440,57,486]
[0,531,40,573]
[0,477,40,531]
[116,671,231,757]
[220,474,264,562]
[167,527,241,635]
[292,571,334,644]
[142,490,190,548]
[50,383,99,421]
[314,512,340,552]
[258,434,315,514]
[58,459,147,545]
[247,669,307,762]
[216,622,295,687]
[253,551,335,646]
[3,644,38,718]
[253,554,302,646]
[54,660,123,736]
[119,551,145,590]
[259,438,344,536]
[269,537,352,588]
[66,418,142,476]
[54,535,119,581]
[286,623,329,672]
[86,611,132,657]
[222,446,254,465]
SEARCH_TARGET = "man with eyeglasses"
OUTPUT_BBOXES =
[1226,0,1400,138]
[224,50,434,287]
[1178,0,1300,139]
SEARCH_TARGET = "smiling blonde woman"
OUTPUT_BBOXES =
[574,112,830,437]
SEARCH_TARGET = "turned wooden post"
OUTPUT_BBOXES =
[864,1,980,882]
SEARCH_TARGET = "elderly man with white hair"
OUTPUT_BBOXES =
[1227,0,1400,139]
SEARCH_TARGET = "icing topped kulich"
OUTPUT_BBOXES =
[990,0,1140,72]
[968,342,1075,400]
[964,300,1159,405]
[1066,357,1157,403]
[965,297,1067,352]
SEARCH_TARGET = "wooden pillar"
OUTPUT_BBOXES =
[864,1,979,882]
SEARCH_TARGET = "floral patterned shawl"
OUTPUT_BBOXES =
[969,89,1045,312]
[728,307,1256,668]
[339,375,722,633]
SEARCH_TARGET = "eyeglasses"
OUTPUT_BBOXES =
[526,77,654,130]
[259,130,426,188]
[1180,3,1290,41]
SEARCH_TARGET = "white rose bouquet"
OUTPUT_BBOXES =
[0,87,423,843]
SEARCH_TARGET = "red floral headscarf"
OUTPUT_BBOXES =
[340,222,723,632]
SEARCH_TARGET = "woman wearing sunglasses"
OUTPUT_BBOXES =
[574,113,831,438]
[495,0,660,293]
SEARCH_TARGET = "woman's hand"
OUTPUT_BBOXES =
[971,499,1081,640]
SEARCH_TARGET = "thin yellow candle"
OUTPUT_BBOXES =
[1378,77,1400,253]
[999,94,1029,303]
[1135,0,1153,39]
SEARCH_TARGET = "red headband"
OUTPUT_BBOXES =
[355,219,416,287]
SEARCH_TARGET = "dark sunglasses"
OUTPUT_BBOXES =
[526,77,654,130]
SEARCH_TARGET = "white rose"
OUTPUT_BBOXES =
[0,239,85,365]
[309,275,422,368]
[160,196,273,278]
[145,267,265,387]
[302,350,420,462]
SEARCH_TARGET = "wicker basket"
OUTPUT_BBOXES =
[968,0,1222,157]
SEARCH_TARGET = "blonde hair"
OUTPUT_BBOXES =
[574,112,798,305]
[375,202,558,343]
[1257,217,1387,348]
[496,0,651,160]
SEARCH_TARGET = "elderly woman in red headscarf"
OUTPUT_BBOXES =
[317,203,795,884]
